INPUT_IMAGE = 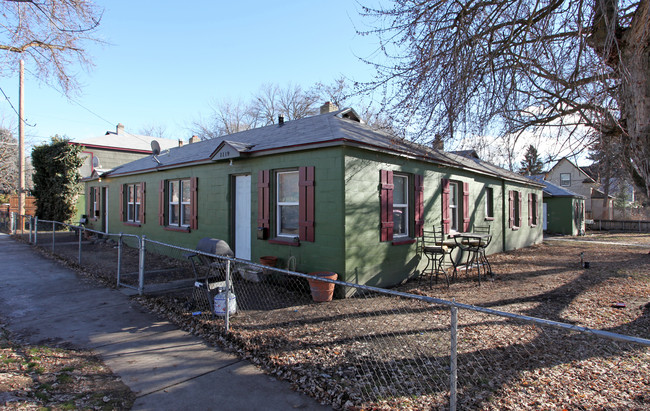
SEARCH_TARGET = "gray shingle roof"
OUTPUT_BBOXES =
[526,175,584,198]
[104,109,543,187]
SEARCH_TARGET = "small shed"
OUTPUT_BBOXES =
[528,175,585,235]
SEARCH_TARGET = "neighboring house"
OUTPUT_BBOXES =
[580,164,637,218]
[545,157,613,220]
[528,175,585,236]
[84,104,544,289]
[70,124,181,222]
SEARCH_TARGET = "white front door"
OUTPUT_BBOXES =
[234,175,251,260]
[543,202,548,231]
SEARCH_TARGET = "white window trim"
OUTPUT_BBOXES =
[276,170,299,238]
[168,179,190,227]
[126,184,141,223]
[393,174,409,238]
[560,173,571,187]
[449,181,459,232]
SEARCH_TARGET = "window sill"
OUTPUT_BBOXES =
[392,238,416,246]
[269,237,300,246]
[484,217,494,221]
[164,226,190,233]
[123,222,141,227]
[512,226,520,231]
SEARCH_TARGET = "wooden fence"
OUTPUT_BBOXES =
[587,219,650,232]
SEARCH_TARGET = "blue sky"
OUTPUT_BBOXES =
[0,0,381,146]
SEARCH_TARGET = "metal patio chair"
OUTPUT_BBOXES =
[420,227,450,287]
[184,238,235,314]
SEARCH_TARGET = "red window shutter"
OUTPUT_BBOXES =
[462,182,470,232]
[190,177,198,229]
[95,188,100,218]
[380,170,394,242]
[158,180,165,226]
[140,182,146,224]
[87,187,93,217]
[508,190,514,228]
[119,185,124,222]
[518,191,523,227]
[441,179,450,234]
[528,193,533,226]
[257,170,270,237]
[414,174,424,237]
[299,166,315,242]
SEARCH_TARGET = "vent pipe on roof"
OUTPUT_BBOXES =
[320,101,338,114]
[178,139,183,147]
[278,115,284,126]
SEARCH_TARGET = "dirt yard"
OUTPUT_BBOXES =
[20,231,650,409]
[134,233,650,410]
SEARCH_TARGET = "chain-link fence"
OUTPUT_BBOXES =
[0,210,11,233]
[19,219,650,409]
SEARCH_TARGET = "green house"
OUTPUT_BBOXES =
[527,175,585,236]
[84,105,544,288]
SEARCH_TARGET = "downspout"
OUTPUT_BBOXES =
[501,179,507,251]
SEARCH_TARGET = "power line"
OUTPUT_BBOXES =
[0,85,36,127]
[21,67,156,145]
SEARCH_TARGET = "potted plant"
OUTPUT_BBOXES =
[307,272,338,302]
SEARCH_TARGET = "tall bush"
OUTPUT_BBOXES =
[31,136,83,222]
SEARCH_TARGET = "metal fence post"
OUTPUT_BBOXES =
[51,222,56,254]
[117,233,123,288]
[225,260,231,333]
[33,216,38,245]
[78,226,83,265]
[138,235,146,295]
[450,305,458,411]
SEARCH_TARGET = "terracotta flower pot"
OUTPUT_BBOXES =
[259,256,277,267]
[308,272,338,302]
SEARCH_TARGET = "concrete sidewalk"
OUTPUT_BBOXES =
[0,233,329,410]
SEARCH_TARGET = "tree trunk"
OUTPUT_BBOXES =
[590,0,650,199]
[619,0,650,198]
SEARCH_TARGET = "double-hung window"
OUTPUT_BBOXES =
[258,167,315,243]
[392,174,409,237]
[449,182,459,232]
[485,187,494,220]
[126,184,141,223]
[169,179,191,227]
[277,171,299,237]
[529,193,538,226]
[560,173,571,187]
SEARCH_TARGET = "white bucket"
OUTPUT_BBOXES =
[214,291,237,316]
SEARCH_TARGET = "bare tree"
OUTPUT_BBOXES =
[138,124,168,139]
[191,98,257,140]
[0,0,104,94]
[278,83,318,120]
[359,0,650,197]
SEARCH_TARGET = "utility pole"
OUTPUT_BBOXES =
[18,59,25,226]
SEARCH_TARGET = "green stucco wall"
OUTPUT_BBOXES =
[85,147,347,278]
[341,147,543,288]
[545,197,584,235]
[84,145,543,291]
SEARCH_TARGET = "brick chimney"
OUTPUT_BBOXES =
[432,134,444,151]
[116,123,125,134]
[320,101,338,114]
[189,135,200,144]
[178,139,183,147]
